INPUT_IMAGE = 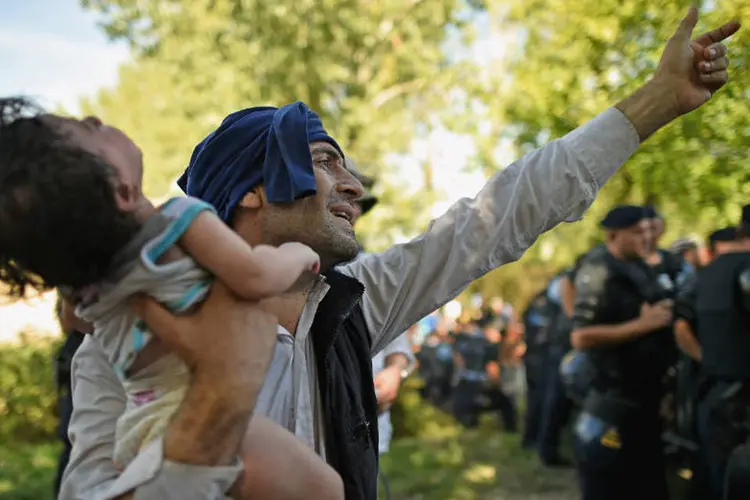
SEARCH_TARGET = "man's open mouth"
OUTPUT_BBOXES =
[330,204,355,223]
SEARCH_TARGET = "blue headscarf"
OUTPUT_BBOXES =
[177,101,343,222]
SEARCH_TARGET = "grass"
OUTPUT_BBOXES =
[380,425,578,500]
[1,431,574,500]
[0,442,61,500]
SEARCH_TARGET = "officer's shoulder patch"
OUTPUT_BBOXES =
[575,259,609,295]
[600,427,622,449]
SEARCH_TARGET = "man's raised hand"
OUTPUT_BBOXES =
[655,7,741,115]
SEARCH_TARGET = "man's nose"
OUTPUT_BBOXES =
[337,169,365,199]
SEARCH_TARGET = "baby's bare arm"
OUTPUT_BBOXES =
[179,212,319,300]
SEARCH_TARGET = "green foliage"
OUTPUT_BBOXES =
[78,0,750,307]
[439,0,750,308]
[0,442,60,500]
[79,0,483,250]
[0,334,60,445]
[499,0,750,217]
[460,0,749,279]
[390,377,461,440]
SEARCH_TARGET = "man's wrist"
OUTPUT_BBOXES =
[615,79,680,142]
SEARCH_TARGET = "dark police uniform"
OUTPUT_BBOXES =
[560,253,597,404]
[647,248,690,446]
[707,226,738,257]
[417,333,455,406]
[453,326,494,427]
[572,206,673,500]
[668,269,704,497]
[522,291,553,448]
[679,249,750,500]
[453,324,516,430]
[482,334,519,433]
[537,274,574,465]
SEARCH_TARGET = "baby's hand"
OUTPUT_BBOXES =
[245,243,321,298]
[276,242,321,274]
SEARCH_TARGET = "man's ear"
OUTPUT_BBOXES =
[238,186,265,209]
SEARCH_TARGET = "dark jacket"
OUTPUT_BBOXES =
[312,270,379,500]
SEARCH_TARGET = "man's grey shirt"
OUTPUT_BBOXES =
[60,108,640,499]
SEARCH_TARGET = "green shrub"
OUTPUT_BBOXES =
[390,376,460,440]
[0,442,60,500]
[0,332,61,445]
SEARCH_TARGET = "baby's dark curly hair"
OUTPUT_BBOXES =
[0,97,140,298]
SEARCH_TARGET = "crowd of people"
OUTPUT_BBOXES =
[414,301,524,434]
[518,204,750,500]
[0,8,741,500]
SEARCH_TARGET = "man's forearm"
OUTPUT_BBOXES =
[615,80,679,142]
[113,374,257,500]
[571,319,649,350]
[164,369,255,466]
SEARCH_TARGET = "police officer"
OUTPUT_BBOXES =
[671,228,741,500]
[644,205,691,293]
[570,205,675,500]
[418,326,455,407]
[670,237,701,271]
[482,319,519,432]
[537,273,574,466]
[708,226,738,261]
[674,206,750,500]
[674,227,740,363]
[452,319,494,427]
[642,207,695,471]
[521,290,552,448]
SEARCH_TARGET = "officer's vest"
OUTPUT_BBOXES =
[589,255,671,392]
[653,249,686,297]
[455,333,489,373]
[696,252,750,381]
[523,297,551,352]
[434,342,455,378]
[549,306,572,349]
[650,250,686,369]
